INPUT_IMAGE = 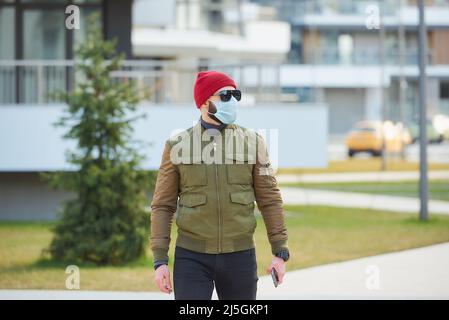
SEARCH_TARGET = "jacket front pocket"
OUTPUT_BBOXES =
[179,193,207,207]
[230,190,255,205]
[179,163,207,187]
[229,190,257,233]
[177,193,207,230]
[225,153,253,185]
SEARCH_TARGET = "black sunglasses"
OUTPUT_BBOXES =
[213,89,242,102]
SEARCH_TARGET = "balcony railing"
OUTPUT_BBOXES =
[274,0,399,19]
[302,47,434,65]
[272,0,449,20]
[0,60,282,105]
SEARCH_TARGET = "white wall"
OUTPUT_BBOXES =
[364,87,383,121]
[0,172,74,221]
[0,103,328,172]
[0,102,328,220]
[133,0,176,28]
[325,88,364,134]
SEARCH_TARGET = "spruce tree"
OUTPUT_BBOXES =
[41,14,152,265]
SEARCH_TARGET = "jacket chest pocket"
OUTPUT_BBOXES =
[225,153,253,185]
[230,190,256,218]
[229,190,257,231]
[179,163,207,187]
[177,193,207,227]
[230,190,255,206]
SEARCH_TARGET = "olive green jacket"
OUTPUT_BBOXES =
[150,121,289,261]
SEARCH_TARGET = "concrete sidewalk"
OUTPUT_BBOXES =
[0,290,169,300]
[280,186,449,215]
[2,243,448,300]
[257,242,449,299]
[276,170,449,184]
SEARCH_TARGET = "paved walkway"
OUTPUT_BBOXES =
[256,242,449,299]
[277,170,449,184]
[0,290,168,300]
[2,243,448,300]
[280,186,449,215]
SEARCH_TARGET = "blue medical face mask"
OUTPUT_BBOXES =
[207,96,239,124]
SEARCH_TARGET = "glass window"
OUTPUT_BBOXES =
[441,81,449,99]
[338,34,354,65]
[74,0,102,3]
[73,8,102,49]
[21,0,67,3]
[21,0,101,4]
[23,9,65,59]
[0,6,15,59]
[0,6,15,103]
[320,30,339,64]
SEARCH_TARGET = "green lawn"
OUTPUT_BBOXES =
[280,179,449,201]
[277,159,449,174]
[1,206,449,291]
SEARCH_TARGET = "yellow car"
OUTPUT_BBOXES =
[346,120,411,157]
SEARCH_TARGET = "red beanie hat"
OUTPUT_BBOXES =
[194,71,237,108]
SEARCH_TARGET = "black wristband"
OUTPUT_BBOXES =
[154,260,168,270]
[275,248,290,262]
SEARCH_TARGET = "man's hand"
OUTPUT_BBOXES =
[155,264,173,294]
[266,256,286,285]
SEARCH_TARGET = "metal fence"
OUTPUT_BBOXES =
[264,0,449,20]
[302,47,435,66]
[0,60,282,105]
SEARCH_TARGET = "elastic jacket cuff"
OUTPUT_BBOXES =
[271,239,289,256]
[152,248,169,262]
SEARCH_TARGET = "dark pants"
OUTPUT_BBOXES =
[173,245,258,300]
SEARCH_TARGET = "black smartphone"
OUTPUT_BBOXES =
[271,268,279,287]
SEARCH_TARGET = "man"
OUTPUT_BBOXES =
[150,70,289,300]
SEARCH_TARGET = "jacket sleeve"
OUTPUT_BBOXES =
[150,140,179,262]
[252,133,289,256]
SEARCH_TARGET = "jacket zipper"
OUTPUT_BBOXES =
[213,141,222,252]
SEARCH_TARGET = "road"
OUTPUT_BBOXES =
[328,136,449,163]
[277,170,449,183]
[279,186,449,215]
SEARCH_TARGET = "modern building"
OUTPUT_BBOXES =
[251,0,449,134]
[131,0,291,104]
[0,0,133,104]
[128,0,449,135]
[0,0,134,220]
[1,0,292,105]
[1,1,328,220]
